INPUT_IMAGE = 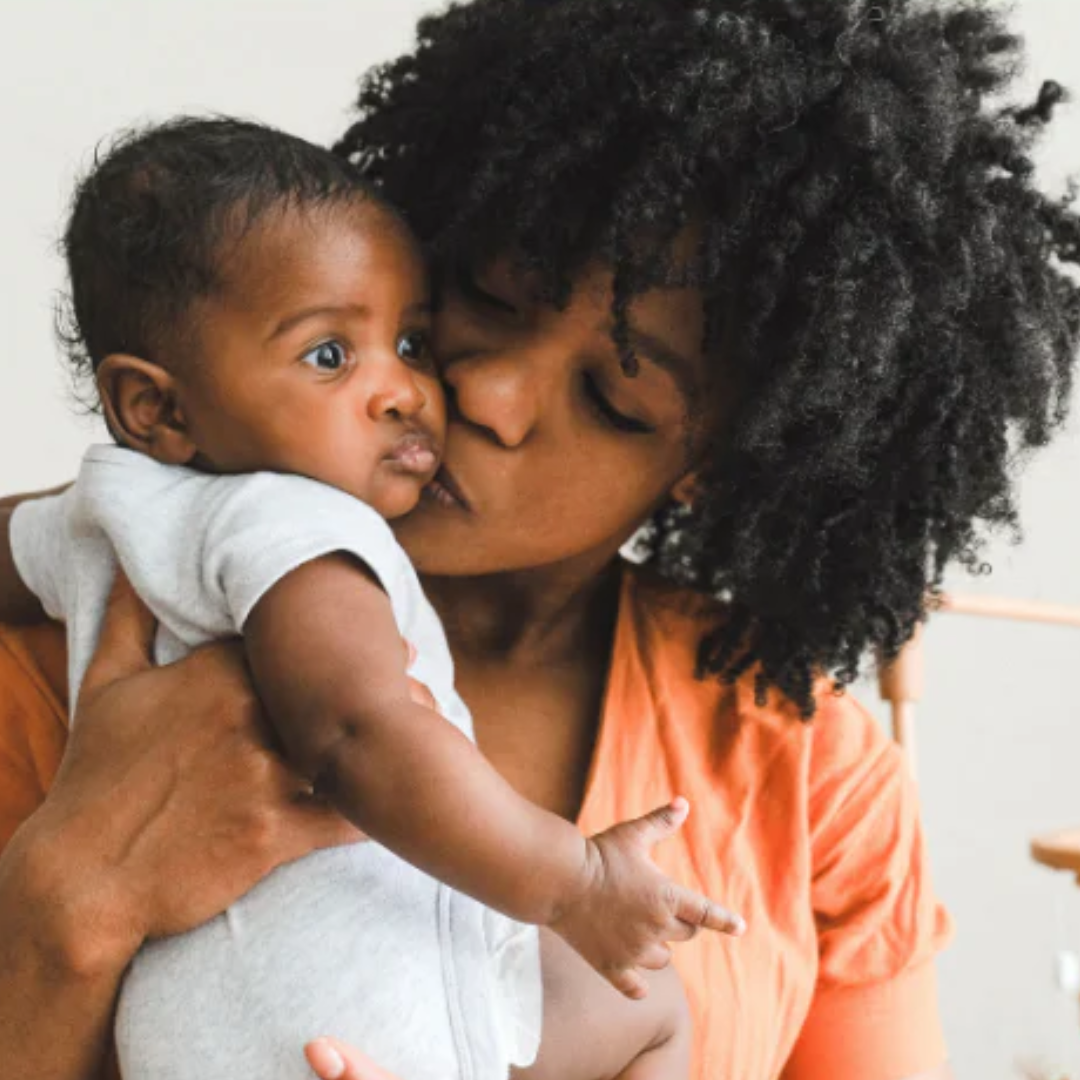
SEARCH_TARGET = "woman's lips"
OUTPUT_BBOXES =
[424,466,471,512]
[384,432,440,477]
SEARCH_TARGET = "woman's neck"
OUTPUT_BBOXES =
[420,552,624,670]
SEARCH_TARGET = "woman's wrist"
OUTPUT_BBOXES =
[2,805,144,981]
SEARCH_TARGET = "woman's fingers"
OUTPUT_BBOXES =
[305,1037,402,1080]
[80,571,157,697]
[280,783,367,849]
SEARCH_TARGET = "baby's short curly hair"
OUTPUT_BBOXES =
[61,116,382,389]
[336,0,1080,714]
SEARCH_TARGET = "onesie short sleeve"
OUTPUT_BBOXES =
[782,694,953,1080]
[9,489,76,622]
[8,447,419,709]
[196,471,408,632]
[78,446,411,644]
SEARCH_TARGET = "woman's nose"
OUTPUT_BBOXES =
[441,351,542,448]
[366,359,427,422]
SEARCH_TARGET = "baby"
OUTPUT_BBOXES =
[0,119,740,1079]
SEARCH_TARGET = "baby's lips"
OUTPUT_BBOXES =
[385,431,440,476]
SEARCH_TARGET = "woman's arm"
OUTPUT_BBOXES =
[0,482,69,513]
[0,577,361,1080]
[0,484,69,623]
[0,812,131,1080]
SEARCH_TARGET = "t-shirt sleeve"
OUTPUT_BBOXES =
[199,473,406,632]
[782,696,954,1080]
[9,490,75,621]
[0,625,68,852]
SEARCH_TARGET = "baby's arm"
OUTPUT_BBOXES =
[244,552,590,925]
[245,551,741,996]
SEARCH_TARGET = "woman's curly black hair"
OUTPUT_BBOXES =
[336,0,1080,715]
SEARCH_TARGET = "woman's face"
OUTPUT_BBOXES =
[393,254,721,577]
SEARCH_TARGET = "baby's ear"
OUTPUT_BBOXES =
[96,354,198,466]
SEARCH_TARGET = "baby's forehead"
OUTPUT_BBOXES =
[189,195,429,343]
[215,196,426,299]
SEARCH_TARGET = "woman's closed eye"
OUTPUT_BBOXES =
[397,329,436,370]
[583,373,654,435]
[300,340,350,373]
[456,269,518,315]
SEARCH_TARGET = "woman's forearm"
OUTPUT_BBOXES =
[0,507,47,623]
[0,482,71,514]
[0,484,70,623]
[0,809,138,1080]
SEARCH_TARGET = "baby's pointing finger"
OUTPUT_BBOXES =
[673,889,746,937]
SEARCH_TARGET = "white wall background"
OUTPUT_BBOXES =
[1,2,1079,1077]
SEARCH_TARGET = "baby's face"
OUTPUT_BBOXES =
[176,200,445,519]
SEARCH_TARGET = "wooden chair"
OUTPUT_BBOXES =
[876,594,1080,884]
[876,594,1080,780]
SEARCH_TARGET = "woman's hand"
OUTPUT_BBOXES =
[39,573,364,962]
[305,1037,401,1080]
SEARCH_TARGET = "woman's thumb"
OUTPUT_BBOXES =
[305,1038,399,1080]
[80,570,156,696]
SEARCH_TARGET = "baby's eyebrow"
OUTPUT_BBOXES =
[268,299,432,343]
[268,303,369,342]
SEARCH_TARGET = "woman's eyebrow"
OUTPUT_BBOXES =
[622,326,700,400]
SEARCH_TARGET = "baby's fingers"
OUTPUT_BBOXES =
[609,967,650,1000]
[637,942,672,971]
[673,888,746,937]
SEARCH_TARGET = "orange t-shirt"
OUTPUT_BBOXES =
[0,565,952,1080]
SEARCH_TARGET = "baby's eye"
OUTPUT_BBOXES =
[300,341,348,371]
[397,330,434,369]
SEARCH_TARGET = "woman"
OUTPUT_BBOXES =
[1,1,1075,1078]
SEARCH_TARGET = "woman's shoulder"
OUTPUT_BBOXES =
[616,560,892,764]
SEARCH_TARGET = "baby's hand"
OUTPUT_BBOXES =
[549,798,745,1000]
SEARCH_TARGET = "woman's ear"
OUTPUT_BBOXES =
[669,471,699,507]
[96,354,198,465]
